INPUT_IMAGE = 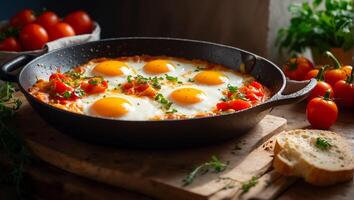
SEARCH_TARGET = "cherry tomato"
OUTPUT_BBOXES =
[64,11,93,34]
[324,51,348,87]
[19,23,49,50]
[36,11,60,30]
[0,37,22,51]
[10,9,36,28]
[306,91,338,129]
[334,70,354,108]
[304,69,319,80]
[47,22,75,41]
[81,78,108,94]
[229,99,252,111]
[308,67,334,101]
[283,57,314,81]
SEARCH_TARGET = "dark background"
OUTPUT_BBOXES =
[1,0,269,56]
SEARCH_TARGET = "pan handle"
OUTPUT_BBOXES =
[0,54,35,82]
[260,78,317,109]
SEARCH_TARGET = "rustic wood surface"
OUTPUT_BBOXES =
[3,93,353,200]
[13,93,288,200]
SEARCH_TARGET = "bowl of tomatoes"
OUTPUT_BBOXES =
[0,9,100,65]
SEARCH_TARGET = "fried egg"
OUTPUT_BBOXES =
[82,92,163,120]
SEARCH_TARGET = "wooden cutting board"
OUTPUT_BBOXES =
[15,94,290,200]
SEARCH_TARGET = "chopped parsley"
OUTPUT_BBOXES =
[165,74,179,82]
[88,79,98,85]
[155,93,173,110]
[241,176,258,194]
[188,78,195,83]
[149,76,162,89]
[63,91,72,98]
[65,71,82,79]
[166,108,178,114]
[127,75,133,83]
[182,155,228,186]
[227,84,238,93]
[315,137,331,150]
[136,75,148,84]
[73,88,85,97]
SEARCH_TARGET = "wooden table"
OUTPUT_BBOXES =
[1,102,353,200]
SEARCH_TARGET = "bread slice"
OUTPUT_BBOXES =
[273,129,354,186]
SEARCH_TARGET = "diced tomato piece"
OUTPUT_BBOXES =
[245,92,261,101]
[49,73,66,81]
[51,80,72,94]
[81,79,108,94]
[229,99,252,111]
[216,102,230,111]
[250,81,262,89]
[135,83,149,92]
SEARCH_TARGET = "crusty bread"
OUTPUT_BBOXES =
[273,129,354,186]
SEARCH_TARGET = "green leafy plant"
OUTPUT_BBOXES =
[0,82,29,198]
[276,0,354,54]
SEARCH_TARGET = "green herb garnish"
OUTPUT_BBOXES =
[88,79,98,85]
[0,82,29,198]
[182,155,228,186]
[63,91,71,98]
[227,84,238,93]
[241,176,258,194]
[149,77,162,89]
[155,93,173,110]
[127,75,133,83]
[165,74,178,82]
[315,137,331,150]
[166,108,178,114]
[73,88,85,98]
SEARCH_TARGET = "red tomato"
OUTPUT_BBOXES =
[36,11,60,30]
[334,70,354,108]
[64,11,93,34]
[10,9,36,28]
[47,22,75,41]
[49,73,66,81]
[51,80,72,94]
[216,101,230,111]
[308,67,334,101]
[306,91,338,129]
[19,23,49,50]
[304,69,319,80]
[0,37,22,51]
[283,57,314,81]
[81,78,108,94]
[229,99,252,111]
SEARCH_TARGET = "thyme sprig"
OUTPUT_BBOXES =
[182,155,228,186]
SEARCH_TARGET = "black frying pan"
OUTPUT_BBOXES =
[0,38,316,147]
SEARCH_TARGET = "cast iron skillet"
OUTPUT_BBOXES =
[0,37,316,147]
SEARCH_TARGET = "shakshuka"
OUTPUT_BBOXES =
[28,56,271,120]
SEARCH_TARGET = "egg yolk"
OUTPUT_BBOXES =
[194,71,228,85]
[93,61,130,76]
[91,97,132,117]
[143,60,175,74]
[170,88,206,105]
